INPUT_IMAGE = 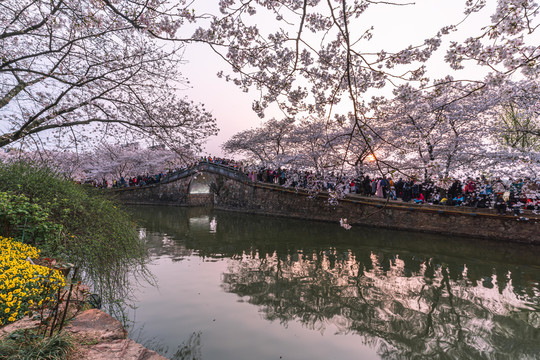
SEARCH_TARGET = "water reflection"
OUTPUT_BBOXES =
[209,217,217,233]
[223,251,539,359]
[130,206,540,360]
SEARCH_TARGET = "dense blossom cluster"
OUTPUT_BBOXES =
[223,108,539,182]
[0,0,217,152]
[214,0,539,178]
[0,237,65,326]
[205,0,539,119]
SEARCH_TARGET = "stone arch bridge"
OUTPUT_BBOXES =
[111,162,539,244]
[112,162,247,206]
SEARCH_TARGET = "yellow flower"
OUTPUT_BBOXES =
[0,236,65,325]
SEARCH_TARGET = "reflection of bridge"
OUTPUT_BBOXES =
[112,162,539,244]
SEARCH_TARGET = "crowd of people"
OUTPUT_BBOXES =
[83,172,166,188]
[95,156,540,215]
[111,173,166,188]
[245,168,540,215]
[102,156,243,189]
[199,156,244,169]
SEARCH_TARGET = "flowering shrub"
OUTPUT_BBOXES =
[0,163,146,317]
[0,236,65,326]
[0,191,63,249]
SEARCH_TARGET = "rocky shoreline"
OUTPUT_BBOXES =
[0,309,166,360]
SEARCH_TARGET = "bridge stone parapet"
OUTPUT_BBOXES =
[111,174,191,206]
[110,162,539,244]
[110,162,245,206]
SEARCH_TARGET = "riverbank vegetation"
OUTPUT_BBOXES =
[0,162,148,322]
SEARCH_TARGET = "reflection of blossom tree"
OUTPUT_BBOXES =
[131,206,540,358]
[222,249,540,359]
[143,232,196,261]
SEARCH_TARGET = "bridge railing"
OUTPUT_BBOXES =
[196,162,248,181]
[155,161,247,185]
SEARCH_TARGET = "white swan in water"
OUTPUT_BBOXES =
[210,217,217,233]
[340,218,351,230]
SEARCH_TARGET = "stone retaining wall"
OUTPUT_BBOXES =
[210,178,539,244]
[111,174,539,245]
[112,176,191,206]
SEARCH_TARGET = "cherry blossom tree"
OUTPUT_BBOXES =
[0,142,192,182]
[81,142,192,181]
[222,115,382,178]
[201,0,539,176]
[0,146,86,178]
[287,116,382,175]
[222,116,349,172]
[222,117,296,166]
[370,80,502,179]
[287,117,342,173]
[496,83,540,150]
[0,0,217,152]
[198,0,538,112]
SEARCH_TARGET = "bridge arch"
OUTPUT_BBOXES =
[188,173,213,194]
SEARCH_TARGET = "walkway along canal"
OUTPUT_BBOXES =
[111,162,539,244]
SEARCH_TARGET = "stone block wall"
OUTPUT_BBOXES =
[111,177,191,206]
[110,173,539,244]
[214,178,539,244]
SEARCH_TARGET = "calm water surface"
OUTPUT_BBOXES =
[127,206,540,360]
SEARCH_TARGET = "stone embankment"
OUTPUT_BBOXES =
[215,179,540,244]
[112,171,540,244]
[0,309,166,360]
[65,309,166,360]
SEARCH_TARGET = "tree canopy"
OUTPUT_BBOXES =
[0,0,217,152]
[1,0,539,177]
[211,0,539,177]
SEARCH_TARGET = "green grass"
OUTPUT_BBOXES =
[0,330,74,360]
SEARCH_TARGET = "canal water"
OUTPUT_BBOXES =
[127,206,540,360]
